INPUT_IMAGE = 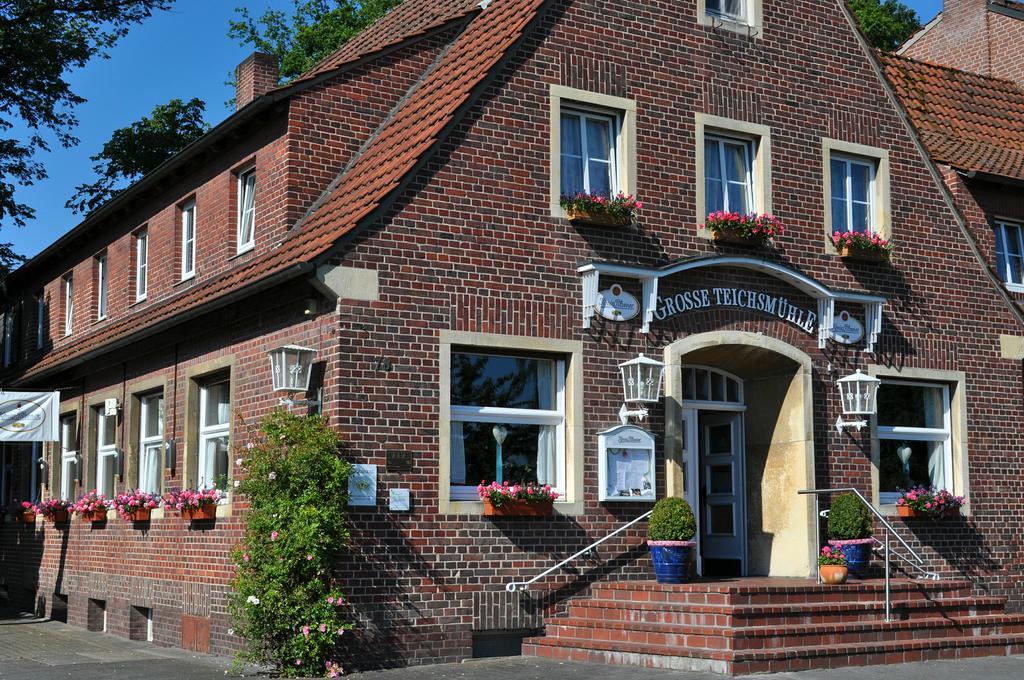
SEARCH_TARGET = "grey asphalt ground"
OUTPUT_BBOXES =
[3,609,1024,679]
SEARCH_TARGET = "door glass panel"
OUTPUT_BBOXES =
[709,504,734,535]
[695,369,710,400]
[708,424,731,455]
[683,368,696,400]
[711,373,725,402]
[709,464,732,494]
[726,377,739,403]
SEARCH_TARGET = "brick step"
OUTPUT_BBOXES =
[544,614,1024,651]
[591,579,973,607]
[523,631,1024,675]
[566,596,1007,628]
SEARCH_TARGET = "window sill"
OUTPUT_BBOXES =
[231,244,255,261]
[1004,283,1024,294]
[699,13,760,37]
[174,274,197,289]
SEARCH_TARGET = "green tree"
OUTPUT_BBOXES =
[66,97,209,214]
[228,0,403,84]
[0,0,174,230]
[848,0,921,51]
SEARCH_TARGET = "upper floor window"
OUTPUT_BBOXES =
[830,155,876,234]
[94,406,118,498]
[995,220,1024,289]
[876,380,952,505]
[35,292,45,350]
[707,0,746,21]
[96,253,108,320]
[63,274,73,336]
[448,351,566,500]
[181,200,196,280]
[135,229,148,301]
[138,392,164,494]
[2,306,17,368]
[198,378,230,491]
[237,168,256,253]
[59,414,78,501]
[705,134,754,215]
[560,107,618,198]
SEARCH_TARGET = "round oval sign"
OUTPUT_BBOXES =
[596,284,640,322]
[0,399,48,433]
[831,310,864,345]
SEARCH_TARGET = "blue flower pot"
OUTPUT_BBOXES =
[648,542,695,584]
[829,540,873,578]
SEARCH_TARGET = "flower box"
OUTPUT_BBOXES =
[565,207,631,228]
[47,509,70,524]
[19,511,36,524]
[702,212,782,247]
[129,508,152,522]
[482,498,553,517]
[80,510,107,523]
[711,227,765,246]
[897,505,960,520]
[838,244,889,262]
[183,505,217,521]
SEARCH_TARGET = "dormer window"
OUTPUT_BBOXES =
[237,167,256,254]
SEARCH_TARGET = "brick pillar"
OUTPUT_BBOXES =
[235,52,280,110]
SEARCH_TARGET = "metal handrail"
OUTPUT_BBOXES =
[505,510,653,592]
[872,536,939,581]
[800,487,936,622]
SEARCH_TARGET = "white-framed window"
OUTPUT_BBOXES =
[138,393,163,494]
[95,408,118,498]
[96,253,108,320]
[707,0,746,21]
[995,220,1024,289]
[63,274,73,336]
[59,414,78,501]
[30,442,42,503]
[2,308,15,368]
[831,154,876,234]
[705,134,754,215]
[876,380,952,505]
[181,200,196,280]
[448,352,566,501]
[35,292,45,350]
[197,379,230,491]
[135,229,148,301]
[237,168,256,253]
[560,107,619,198]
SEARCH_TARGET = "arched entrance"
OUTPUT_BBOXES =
[664,332,816,578]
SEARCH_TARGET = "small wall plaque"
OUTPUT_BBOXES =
[389,488,411,512]
[348,464,377,506]
[386,449,413,473]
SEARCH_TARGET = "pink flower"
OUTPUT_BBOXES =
[327,596,335,604]
[320,623,327,632]
[295,659,302,666]
[306,554,313,561]
[302,625,310,637]
[271,531,279,541]
[243,553,250,562]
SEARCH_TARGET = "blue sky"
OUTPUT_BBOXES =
[5,0,943,259]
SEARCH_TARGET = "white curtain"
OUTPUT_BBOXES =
[142,444,160,493]
[450,422,466,484]
[536,361,556,486]
[928,441,947,490]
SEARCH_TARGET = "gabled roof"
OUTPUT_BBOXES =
[16,0,547,381]
[879,52,1024,182]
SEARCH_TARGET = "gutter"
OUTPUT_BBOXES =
[957,169,1024,189]
[12,262,314,385]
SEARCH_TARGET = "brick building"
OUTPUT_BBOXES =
[2,0,1024,673]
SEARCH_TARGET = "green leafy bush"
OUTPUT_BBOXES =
[827,493,873,540]
[230,412,353,677]
[648,497,696,541]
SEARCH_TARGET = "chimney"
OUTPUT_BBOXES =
[235,52,280,111]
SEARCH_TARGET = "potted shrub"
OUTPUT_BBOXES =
[827,493,873,578]
[73,491,109,523]
[701,211,783,246]
[896,486,965,519]
[36,498,72,524]
[832,230,892,262]
[561,192,642,227]
[112,489,161,522]
[647,497,697,584]
[818,545,848,585]
[477,481,558,517]
[166,488,224,521]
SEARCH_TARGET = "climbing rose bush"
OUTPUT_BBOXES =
[229,412,354,677]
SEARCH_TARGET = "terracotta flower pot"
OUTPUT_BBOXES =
[20,512,36,524]
[565,207,630,228]
[183,505,217,521]
[837,245,889,262]
[711,227,768,247]
[130,508,152,522]
[897,505,959,520]
[482,498,554,517]
[47,509,69,524]
[81,509,107,523]
[819,564,849,585]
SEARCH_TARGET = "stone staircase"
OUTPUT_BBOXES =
[522,578,1024,674]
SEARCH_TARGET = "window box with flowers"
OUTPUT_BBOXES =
[36,499,72,524]
[833,230,892,262]
[478,481,558,517]
[113,490,161,523]
[13,500,36,523]
[73,491,110,522]
[895,486,964,520]
[561,192,641,227]
[166,488,223,521]
[702,211,783,247]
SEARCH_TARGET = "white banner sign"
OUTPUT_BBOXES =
[0,391,60,442]
[653,287,818,335]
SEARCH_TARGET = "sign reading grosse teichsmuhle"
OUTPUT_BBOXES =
[653,287,818,334]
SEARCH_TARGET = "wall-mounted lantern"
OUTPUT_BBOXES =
[617,354,665,426]
[835,369,881,432]
[267,345,321,410]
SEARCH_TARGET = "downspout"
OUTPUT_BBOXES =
[837,1,1024,329]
